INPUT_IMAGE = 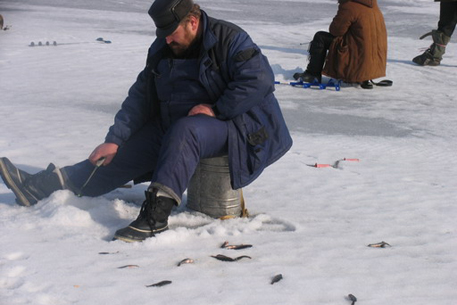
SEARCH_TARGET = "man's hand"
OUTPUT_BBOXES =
[88,143,119,166]
[188,104,215,117]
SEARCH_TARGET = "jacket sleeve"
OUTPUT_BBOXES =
[212,32,275,120]
[329,3,355,37]
[104,66,152,146]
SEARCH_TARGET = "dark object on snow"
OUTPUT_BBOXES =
[29,41,57,47]
[221,241,253,250]
[211,254,252,262]
[98,251,119,255]
[96,37,112,44]
[367,241,391,248]
[348,294,357,305]
[177,258,194,266]
[360,80,373,89]
[113,188,175,242]
[146,280,172,287]
[0,14,3,30]
[359,79,394,89]
[368,79,393,87]
[117,265,139,269]
[271,274,283,285]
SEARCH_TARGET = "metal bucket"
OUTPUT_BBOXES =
[187,156,245,219]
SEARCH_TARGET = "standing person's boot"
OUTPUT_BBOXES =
[113,188,176,242]
[413,30,451,66]
[0,157,68,206]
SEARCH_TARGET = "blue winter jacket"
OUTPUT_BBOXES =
[105,11,292,189]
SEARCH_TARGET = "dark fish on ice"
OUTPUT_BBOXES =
[271,274,283,285]
[211,254,252,262]
[117,265,139,269]
[367,241,391,248]
[348,294,357,305]
[146,280,172,287]
[221,241,253,250]
[177,258,194,266]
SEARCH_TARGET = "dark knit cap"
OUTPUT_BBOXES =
[148,0,194,38]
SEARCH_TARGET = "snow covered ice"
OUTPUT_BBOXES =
[1,0,456,304]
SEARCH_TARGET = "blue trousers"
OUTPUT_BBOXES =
[62,115,229,203]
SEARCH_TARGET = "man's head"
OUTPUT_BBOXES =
[148,0,202,56]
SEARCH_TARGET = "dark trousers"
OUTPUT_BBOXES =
[306,31,335,76]
[439,1,457,37]
[62,115,229,203]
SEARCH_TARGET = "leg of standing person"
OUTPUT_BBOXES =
[294,31,335,83]
[413,2,457,66]
[438,1,457,38]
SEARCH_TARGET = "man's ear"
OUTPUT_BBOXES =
[189,16,199,32]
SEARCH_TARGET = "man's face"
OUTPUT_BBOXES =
[166,21,196,56]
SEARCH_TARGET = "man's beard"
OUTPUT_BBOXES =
[168,26,195,57]
[169,41,189,56]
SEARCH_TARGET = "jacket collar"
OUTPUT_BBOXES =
[200,10,218,52]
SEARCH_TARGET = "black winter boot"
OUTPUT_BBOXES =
[413,30,451,66]
[360,80,374,89]
[113,189,176,242]
[0,157,67,206]
[293,70,321,83]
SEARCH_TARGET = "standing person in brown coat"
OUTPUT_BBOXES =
[413,0,457,66]
[294,0,387,89]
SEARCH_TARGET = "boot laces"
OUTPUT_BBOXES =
[139,191,158,230]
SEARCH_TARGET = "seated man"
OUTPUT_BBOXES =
[0,0,292,242]
[293,0,387,89]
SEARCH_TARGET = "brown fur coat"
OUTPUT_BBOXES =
[323,0,387,82]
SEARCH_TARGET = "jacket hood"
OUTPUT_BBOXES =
[351,0,374,8]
